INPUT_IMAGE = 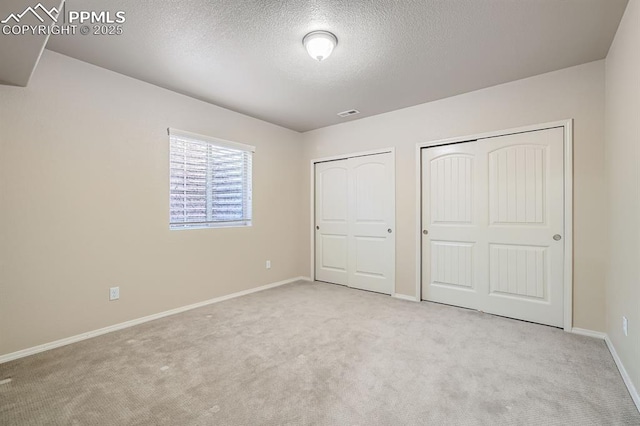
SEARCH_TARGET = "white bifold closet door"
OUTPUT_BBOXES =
[315,152,395,295]
[422,127,565,327]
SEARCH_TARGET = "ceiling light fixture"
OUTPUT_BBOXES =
[303,31,338,62]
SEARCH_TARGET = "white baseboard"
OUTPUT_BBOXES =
[605,335,640,412]
[571,327,639,412]
[392,293,419,302]
[0,276,306,364]
[571,327,607,339]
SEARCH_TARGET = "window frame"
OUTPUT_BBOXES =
[168,128,255,230]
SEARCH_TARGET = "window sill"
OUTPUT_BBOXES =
[170,221,252,230]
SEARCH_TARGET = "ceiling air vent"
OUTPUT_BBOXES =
[337,109,360,118]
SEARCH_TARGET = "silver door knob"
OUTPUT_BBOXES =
[553,234,562,241]
[423,230,428,235]
[388,228,392,233]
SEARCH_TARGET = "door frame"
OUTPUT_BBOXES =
[310,148,397,294]
[415,120,574,331]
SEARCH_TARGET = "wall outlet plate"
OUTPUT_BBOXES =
[109,287,120,301]
[622,316,628,336]
[266,260,271,269]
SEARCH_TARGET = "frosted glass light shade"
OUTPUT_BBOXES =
[303,31,338,62]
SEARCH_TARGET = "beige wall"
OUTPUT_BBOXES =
[605,0,640,398]
[302,60,607,331]
[0,50,306,356]
[0,46,619,357]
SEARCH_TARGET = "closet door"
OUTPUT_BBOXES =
[422,127,565,327]
[315,152,395,295]
[315,160,349,285]
[483,128,564,327]
[348,153,395,294]
[421,142,484,310]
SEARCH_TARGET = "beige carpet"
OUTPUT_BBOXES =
[1,281,638,425]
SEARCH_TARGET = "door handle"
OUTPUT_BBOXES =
[423,230,428,235]
[553,234,562,241]
[388,228,392,233]
[316,226,319,230]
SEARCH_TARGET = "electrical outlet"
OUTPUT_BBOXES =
[623,316,628,337]
[266,260,271,269]
[109,287,119,301]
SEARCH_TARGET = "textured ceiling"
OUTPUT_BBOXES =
[45,0,628,132]
[0,0,62,86]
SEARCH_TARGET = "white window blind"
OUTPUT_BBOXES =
[169,129,254,230]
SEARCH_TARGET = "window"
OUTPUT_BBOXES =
[169,129,254,230]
